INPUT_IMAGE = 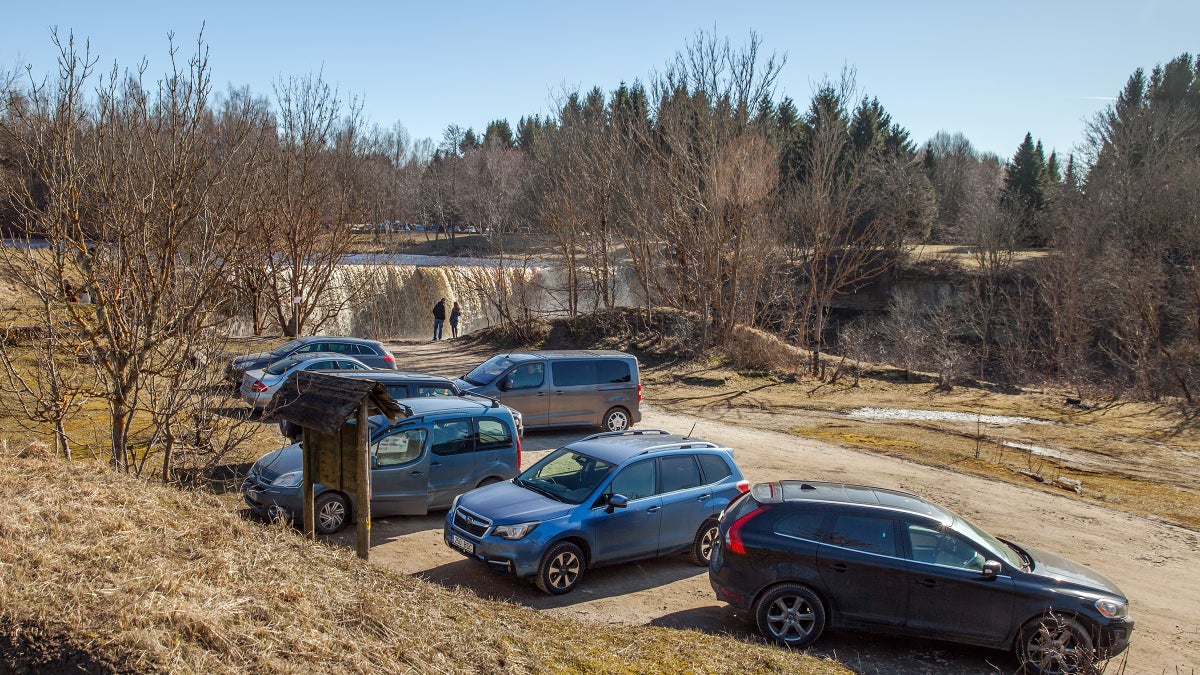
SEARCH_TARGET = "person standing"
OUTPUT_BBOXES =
[432,298,446,341]
[449,301,462,339]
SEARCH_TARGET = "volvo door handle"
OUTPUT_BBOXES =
[828,562,848,573]
[409,471,424,478]
[646,506,661,513]
[917,578,937,588]
[697,493,711,501]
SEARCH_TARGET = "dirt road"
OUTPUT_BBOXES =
[353,342,1199,674]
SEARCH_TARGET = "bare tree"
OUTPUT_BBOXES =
[0,32,264,475]
[256,72,364,336]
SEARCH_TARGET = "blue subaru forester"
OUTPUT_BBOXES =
[444,429,748,594]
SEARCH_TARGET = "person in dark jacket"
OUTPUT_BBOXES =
[449,301,462,339]
[432,298,447,341]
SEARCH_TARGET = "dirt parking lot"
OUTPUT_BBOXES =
[330,342,1199,674]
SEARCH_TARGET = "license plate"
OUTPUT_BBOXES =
[450,534,474,555]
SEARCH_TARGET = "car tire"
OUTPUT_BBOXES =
[1016,615,1096,675]
[313,492,350,535]
[690,518,720,566]
[754,584,826,648]
[602,407,631,432]
[535,541,586,595]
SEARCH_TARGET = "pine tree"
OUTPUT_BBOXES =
[1002,132,1050,245]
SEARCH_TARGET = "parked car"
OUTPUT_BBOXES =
[454,350,641,432]
[709,480,1133,673]
[239,352,371,410]
[277,370,524,439]
[226,336,396,386]
[243,397,522,534]
[444,429,748,594]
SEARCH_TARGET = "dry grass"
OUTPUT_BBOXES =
[644,354,1200,531]
[0,449,847,675]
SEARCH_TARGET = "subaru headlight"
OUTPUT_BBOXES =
[270,471,302,488]
[1095,597,1128,619]
[492,521,539,540]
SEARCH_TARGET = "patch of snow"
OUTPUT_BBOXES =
[846,407,1050,426]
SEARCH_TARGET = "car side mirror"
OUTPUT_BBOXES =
[606,494,629,514]
[498,378,512,392]
[370,455,380,470]
[981,560,1002,579]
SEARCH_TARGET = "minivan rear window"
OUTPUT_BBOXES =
[552,361,595,387]
[597,360,631,384]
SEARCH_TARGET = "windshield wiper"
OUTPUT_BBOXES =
[517,478,562,502]
[1003,539,1033,571]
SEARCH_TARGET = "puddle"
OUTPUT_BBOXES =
[846,407,1050,426]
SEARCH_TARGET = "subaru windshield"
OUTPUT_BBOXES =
[515,448,615,505]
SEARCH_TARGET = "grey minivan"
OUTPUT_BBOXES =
[243,397,521,534]
[454,350,641,432]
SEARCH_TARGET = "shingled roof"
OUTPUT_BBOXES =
[268,370,408,436]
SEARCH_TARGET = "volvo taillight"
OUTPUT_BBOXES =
[726,505,770,555]
[250,380,268,393]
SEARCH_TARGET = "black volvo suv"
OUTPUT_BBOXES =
[709,481,1133,674]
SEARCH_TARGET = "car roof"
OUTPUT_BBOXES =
[283,351,357,363]
[292,335,383,346]
[324,370,454,384]
[752,480,952,522]
[368,397,507,431]
[564,430,725,465]
[521,349,634,360]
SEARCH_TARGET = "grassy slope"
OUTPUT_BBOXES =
[0,449,846,675]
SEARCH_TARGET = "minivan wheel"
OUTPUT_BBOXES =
[755,584,826,648]
[535,541,586,594]
[603,407,630,432]
[313,492,350,535]
[690,519,720,566]
[1016,616,1096,675]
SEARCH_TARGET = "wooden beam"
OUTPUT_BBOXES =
[356,403,371,560]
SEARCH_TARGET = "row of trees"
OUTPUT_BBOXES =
[0,31,1198,478]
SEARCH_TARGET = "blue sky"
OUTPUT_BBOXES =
[2,1,1196,160]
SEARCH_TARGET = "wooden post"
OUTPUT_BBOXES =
[356,403,371,560]
[302,427,315,539]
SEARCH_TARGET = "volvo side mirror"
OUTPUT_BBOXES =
[981,560,1002,579]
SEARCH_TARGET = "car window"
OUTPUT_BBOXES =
[385,385,410,399]
[906,523,986,571]
[294,343,323,353]
[659,455,702,493]
[775,511,830,542]
[507,363,544,390]
[551,360,595,387]
[476,417,511,451]
[830,514,897,557]
[324,342,349,354]
[417,385,455,397]
[308,360,335,371]
[265,356,303,375]
[597,360,631,384]
[431,419,473,456]
[607,459,656,500]
[335,360,363,370]
[374,428,426,467]
[697,453,732,484]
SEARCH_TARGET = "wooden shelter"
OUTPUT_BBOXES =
[269,370,407,559]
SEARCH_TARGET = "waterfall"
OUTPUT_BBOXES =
[311,258,649,341]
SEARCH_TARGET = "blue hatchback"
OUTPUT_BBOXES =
[444,429,748,594]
